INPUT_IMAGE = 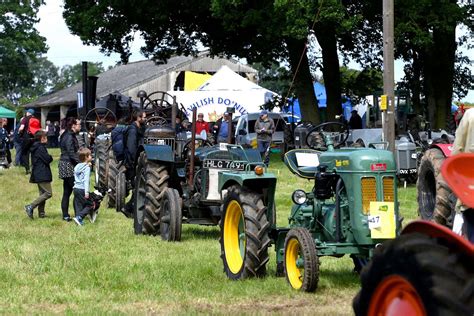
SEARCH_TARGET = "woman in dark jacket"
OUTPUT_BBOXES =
[24,131,53,219]
[58,117,81,221]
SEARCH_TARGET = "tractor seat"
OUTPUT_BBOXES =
[284,149,321,179]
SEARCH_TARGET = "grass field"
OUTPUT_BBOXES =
[0,149,418,315]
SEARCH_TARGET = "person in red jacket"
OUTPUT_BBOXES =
[195,113,209,139]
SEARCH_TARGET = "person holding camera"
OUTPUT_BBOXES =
[254,110,275,166]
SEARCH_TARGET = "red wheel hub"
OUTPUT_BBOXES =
[368,275,426,316]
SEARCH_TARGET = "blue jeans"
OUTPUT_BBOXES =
[257,140,271,165]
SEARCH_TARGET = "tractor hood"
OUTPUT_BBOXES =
[319,148,396,173]
[145,126,176,139]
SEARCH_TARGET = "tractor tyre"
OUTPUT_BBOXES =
[133,152,147,234]
[353,233,474,316]
[160,188,182,241]
[94,137,110,191]
[142,161,170,235]
[115,169,127,214]
[107,151,119,208]
[417,148,456,228]
[220,186,271,279]
[284,228,319,292]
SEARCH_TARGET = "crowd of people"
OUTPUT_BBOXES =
[0,108,278,224]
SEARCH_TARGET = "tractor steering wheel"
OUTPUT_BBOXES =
[305,121,349,150]
[181,138,213,161]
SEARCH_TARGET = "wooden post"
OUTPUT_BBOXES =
[383,0,396,153]
[227,113,233,144]
[188,107,197,186]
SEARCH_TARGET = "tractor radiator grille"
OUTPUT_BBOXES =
[383,177,395,202]
[361,177,377,215]
[144,137,176,151]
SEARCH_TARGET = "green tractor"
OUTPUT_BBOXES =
[132,107,277,243]
[220,122,401,291]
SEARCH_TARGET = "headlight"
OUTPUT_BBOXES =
[292,190,307,205]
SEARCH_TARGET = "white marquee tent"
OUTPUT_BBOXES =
[169,66,278,122]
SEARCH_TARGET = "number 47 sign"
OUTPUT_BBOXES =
[369,202,396,239]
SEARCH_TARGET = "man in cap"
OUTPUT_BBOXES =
[214,112,231,143]
[254,110,275,166]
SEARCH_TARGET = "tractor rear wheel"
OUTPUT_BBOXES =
[353,233,474,316]
[417,148,456,228]
[160,188,182,241]
[220,186,271,279]
[107,151,119,208]
[142,161,169,235]
[284,228,319,292]
[94,137,110,191]
[133,152,147,234]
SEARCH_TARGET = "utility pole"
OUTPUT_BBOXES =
[382,0,396,153]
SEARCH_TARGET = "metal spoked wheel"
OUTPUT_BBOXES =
[85,107,117,127]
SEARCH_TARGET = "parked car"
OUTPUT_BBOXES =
[234,112,287,148]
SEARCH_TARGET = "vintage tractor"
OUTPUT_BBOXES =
[220,121,401,291]
[416,143,456,228]
[85,90,187,209]
[353,153,474,316]
[132,107,276,242]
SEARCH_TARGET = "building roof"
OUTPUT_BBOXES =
[25,53,257,108]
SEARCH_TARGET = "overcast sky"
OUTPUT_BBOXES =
[36,0,473,102]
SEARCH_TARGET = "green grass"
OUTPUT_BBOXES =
[0,150,418,315]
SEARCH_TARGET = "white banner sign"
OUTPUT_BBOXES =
[169,91,269,122]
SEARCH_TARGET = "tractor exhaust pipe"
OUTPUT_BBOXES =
[171,96,177,131]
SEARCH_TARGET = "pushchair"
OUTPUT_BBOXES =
[0,140,9,169]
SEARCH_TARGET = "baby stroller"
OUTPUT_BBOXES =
[86,187,106,223]
[0,140,9,169]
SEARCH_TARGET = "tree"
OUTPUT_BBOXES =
[20,57,59,99]
[251,62,292,97]
[53,62,104,91]
[339,66,382,104]
[395,0,473,128]
[63,1,384,124]
[0,1,47,104]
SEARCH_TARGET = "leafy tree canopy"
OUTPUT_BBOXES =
[0,1,47,104]
[53,62,104,91]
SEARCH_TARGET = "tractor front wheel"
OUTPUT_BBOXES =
[284,228,319,292]
[220,186,270,279]
[160,188,182,241]
[142,161,169,235]
[353,233,474,316]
